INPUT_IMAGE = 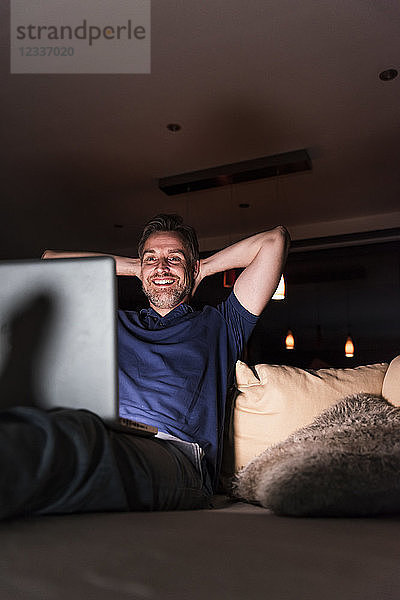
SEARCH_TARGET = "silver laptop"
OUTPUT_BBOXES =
[0,257,157,435]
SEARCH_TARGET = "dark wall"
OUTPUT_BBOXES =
[248,240,400,368]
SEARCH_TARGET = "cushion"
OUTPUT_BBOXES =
[233,360,388,470]
[382,355,400,407]
[234,393,400,517]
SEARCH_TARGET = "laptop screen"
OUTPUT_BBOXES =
[0,257,118,419]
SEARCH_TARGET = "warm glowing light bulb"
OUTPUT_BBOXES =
[285,329,295,350]
[345,336,354,358]
[272,275,285,300]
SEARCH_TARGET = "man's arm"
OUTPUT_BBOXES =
[195,226,290,316]
[41,250,141,278]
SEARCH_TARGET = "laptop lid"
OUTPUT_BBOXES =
[0,257,118,419]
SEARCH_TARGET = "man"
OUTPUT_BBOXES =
[1,214,289,518]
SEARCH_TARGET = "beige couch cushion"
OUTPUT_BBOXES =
[234,360,388,470]
[382,356,400,407]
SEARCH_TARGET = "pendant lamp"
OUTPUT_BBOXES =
[272,275,285,300]
[285,329,295,350]
[345,336,354,358]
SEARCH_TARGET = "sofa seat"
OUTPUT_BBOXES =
[1,504,400,600]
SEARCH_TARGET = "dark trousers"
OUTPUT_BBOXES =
[0,407,211,520]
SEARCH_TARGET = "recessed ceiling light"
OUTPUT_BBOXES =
[166,123,181,132]
[379,68,398,81]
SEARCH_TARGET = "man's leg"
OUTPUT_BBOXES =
[0,407,210,519]
[110,430,211,511]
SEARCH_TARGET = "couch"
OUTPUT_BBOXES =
[1,356,399,599]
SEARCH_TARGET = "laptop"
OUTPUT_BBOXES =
[0,256,157,436]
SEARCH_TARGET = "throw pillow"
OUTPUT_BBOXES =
[234,393,400,517]
[382,355,400,407]
[234,361,388,470]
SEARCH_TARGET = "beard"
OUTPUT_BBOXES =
[142,273,193,310]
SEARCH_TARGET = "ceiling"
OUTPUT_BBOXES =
[1,0,400,259]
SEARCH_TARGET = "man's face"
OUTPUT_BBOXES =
[141,231,196,315]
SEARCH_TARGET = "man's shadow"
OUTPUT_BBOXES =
[0,293,55,409]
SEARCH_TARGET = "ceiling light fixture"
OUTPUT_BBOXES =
[166,123,181,132]
[272,275,285,300]
[158,149,311,195]
[345,336,355,358]
[379,68,398,81]
[285,330,295,351]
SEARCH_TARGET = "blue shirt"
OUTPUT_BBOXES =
[117,291,258,488]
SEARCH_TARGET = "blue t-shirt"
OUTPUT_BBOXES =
[117,291,258,488]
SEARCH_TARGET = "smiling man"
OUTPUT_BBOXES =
[140,230,196,313]
[0,214,289,518]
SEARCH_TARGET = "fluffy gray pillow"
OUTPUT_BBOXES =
[234,393,400,517]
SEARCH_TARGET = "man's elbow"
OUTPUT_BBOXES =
[264,226,291,252]
[257,227,290,269]
[275,225,291,242]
